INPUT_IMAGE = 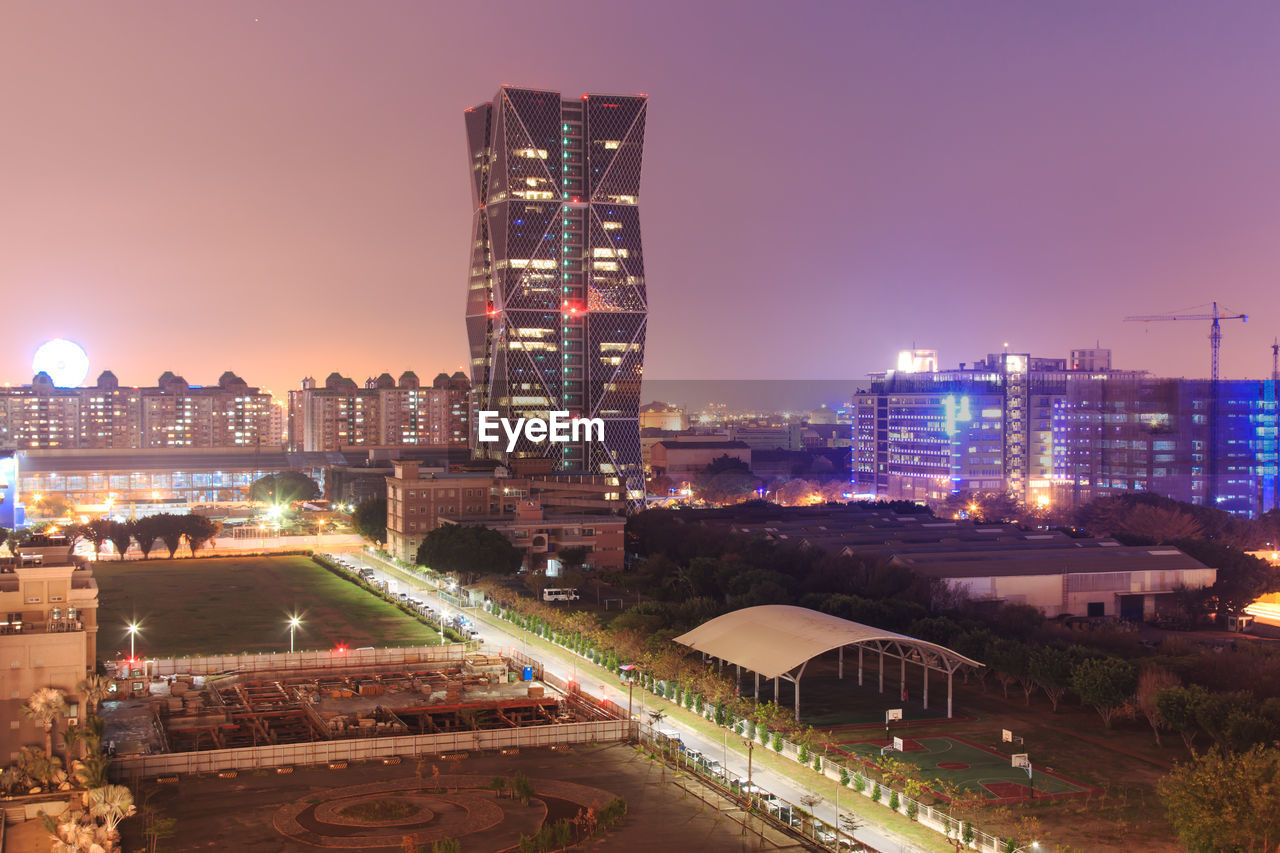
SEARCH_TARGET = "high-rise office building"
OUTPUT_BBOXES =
[851,349,1280,517]
[464,86,648,506]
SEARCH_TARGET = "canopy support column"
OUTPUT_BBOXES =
[878,648,884,694]
[754,671,759,699]
[838,646,844,680]
[947,670,953,719]
[858,646,864,687]
[922,660,929,711]
[899,655,905,700]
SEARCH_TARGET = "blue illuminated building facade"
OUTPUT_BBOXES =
[0,453,18,529]
[852,350,1279,518]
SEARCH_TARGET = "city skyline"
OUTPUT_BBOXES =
[4,2,1280,397]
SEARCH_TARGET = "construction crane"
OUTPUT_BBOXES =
[1123,301,1248,507]
[1124,301,1248,383]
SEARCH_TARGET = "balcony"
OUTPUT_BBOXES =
[0,618,84,636]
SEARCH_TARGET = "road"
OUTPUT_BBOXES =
[330,549,930,853]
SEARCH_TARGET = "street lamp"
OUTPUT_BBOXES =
[126,621,140,659]
[288,615,302,653]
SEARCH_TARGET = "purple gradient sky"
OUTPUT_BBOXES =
[3,1,1280,398]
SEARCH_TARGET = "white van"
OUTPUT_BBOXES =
[542,588,581,602]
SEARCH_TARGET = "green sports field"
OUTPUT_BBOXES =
[838,735,1091,802]
[93,555,438,659]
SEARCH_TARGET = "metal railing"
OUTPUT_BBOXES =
[143,643,468,677]
[111,718,636,778]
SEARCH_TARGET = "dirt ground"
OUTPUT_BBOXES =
[118,742,804,852]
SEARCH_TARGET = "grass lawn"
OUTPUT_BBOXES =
[93,555,438,659]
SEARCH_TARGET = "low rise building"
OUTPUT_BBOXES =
[440,501,625,574]
[649,440,751,483]
[676,503,1217,619]
[385,460,624,568]
[1,537,98,762]
[889,546,1216,620]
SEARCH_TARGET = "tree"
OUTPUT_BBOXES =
[181,513,221,555]
[942,490,1023,523]
[1028,645,1076,712]
[77,674,113,718]
[107,520,133,560]
[1135,666,1180,746]
[87,784,137,849]
[74,752,111,789]
[1177,539,1278,620]
[83,518,114,558]
[989,639,1027,700]
[693,468,761,506]
[1156,684,1209,752]
[23,687,69,758]
[249,471,321,504]
[130,516,165,559]
[557,546,589,574]
[353,496,387,542]
[30,494,71,520]
[150,513,186,558]
[416,524,523,581]
[1071,657,1136,728]
[1158,746,1280,853]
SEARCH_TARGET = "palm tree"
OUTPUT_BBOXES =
[88,784,137,850]
[60,726,82,760]
[23,687,69,758]
[0,765,22,795]
[17,746,64,791]
[74,753,112,790]
[78,674,113,718]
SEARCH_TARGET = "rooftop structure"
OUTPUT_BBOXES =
[674,604,980,718]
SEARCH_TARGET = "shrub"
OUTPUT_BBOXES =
[854,773,866,793]
[871,783,881,803]
[772,733,783,752]
[888,791,900,811]
[813,754,822,773]
[963,821,975,844]
[906,799,918,821]
[798,744,810,764]
[840,767,850,786]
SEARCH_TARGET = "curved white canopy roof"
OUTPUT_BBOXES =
[673,604,982,680]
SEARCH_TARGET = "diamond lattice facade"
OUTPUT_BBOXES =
[464,86,647,506]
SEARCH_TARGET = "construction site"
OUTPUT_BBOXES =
[102,651,607,757]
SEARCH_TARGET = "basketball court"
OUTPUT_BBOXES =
[834,735,1094,804]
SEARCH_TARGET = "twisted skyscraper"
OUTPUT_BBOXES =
[464,86,648,507]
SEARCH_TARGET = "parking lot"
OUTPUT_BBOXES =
[322,553,484,644]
